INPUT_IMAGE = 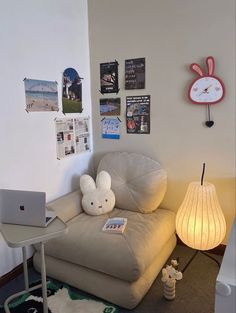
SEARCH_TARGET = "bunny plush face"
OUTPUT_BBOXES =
[80,171,115,216]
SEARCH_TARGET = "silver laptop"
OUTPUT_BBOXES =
[0,189,56,227]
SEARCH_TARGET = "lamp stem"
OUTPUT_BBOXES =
[182,250,199,273]
[181,249,221,274]
[201,163,206,186]
[201,251,221,267]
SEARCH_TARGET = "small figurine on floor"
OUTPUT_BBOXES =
[161,258,183,300]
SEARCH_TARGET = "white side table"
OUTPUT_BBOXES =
[215,219,236,313]
[0,217,68,313]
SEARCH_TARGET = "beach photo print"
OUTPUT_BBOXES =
[24,78,59,112]
[62,68,83,114]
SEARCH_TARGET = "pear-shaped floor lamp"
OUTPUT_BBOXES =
[176,163,226,271]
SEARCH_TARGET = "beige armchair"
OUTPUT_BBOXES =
[33,152,176,309]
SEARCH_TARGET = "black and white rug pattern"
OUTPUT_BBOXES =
[1,281,118,313]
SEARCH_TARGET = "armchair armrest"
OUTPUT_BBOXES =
[47,190,83,223]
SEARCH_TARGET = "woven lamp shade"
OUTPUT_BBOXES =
[176,182,226,251]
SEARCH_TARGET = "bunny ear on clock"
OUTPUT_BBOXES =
[206,56,215,76]
[190,63,204,76]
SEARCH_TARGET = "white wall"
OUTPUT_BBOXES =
[0,0,92,276]
[88,0,236,243]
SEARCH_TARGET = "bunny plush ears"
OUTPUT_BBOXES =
[80,171,112,194]
[80,171,115,216]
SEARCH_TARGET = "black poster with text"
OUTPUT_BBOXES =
[125,58,145,90]
[100,61,119,94]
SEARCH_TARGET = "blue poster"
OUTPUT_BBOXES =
[101,118,121,139]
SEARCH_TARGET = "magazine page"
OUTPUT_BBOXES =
[102,218,127,234]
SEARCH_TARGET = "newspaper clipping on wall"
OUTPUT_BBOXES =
[55,117,90,159]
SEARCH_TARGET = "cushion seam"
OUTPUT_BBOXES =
[126,169,166,184]
[121,233,143,280]
[111,169,165,186]
[111,169,165,213]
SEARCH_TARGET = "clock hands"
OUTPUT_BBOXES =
[199,84,212,96]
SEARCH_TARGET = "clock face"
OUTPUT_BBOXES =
[189,76,224,104]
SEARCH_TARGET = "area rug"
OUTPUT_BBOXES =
[0,280,119,313]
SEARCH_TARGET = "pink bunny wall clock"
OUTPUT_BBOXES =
[188,56,225,127]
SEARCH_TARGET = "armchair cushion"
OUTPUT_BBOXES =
[97,152,167,213]
[47,190,83,223]
[36,207,175,282]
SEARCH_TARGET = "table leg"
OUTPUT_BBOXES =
[4,248,48,313]
[22,246,29,291]
[4,283,43,313]
[40,242,48,313]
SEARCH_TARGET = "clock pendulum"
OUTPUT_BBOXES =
[206,104,214,128]
[188,56,225,127]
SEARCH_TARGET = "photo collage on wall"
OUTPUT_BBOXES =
[99,60,121,139]
[24,67,84,114]
[23,67,90,160]
[99,57,150,138]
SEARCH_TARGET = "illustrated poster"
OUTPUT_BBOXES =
[126,95,150,134]
[100,61,119,94]
[100,98,121,116]
[62,68,83,113]
[101,118,121,139]
[55,117,90,159]
[24,79,58,112]
[125,58,145,90]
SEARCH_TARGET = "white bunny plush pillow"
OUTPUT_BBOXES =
[80,170,115,216]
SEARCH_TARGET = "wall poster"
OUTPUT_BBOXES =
[100,98,121,116]
[62,68,83,113]
[101,117,121,139]
[55,117,90,159]
[125,58,145,90]
[100,61,119,94]
[126,95,150,134]
[24,78,59,112]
